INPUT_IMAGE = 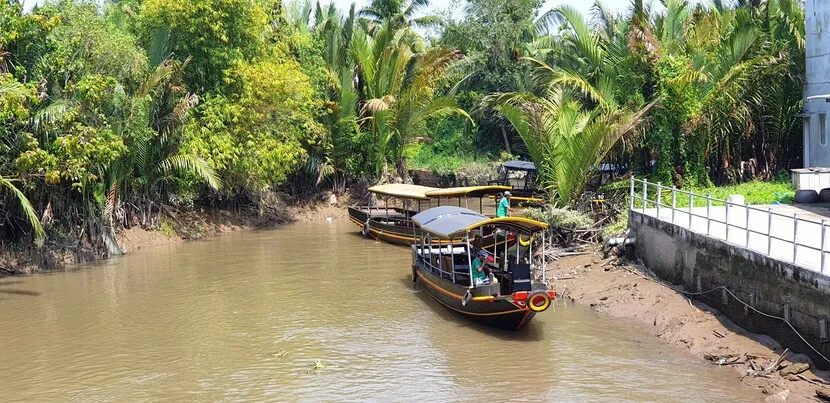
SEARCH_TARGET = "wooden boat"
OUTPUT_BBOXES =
[487,161,545,207]
[348,184,517,248]
[347,184,433,245]
[410,206,555,330]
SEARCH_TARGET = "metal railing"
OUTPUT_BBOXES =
[630,177,828,273]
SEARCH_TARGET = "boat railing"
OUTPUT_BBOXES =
[415,245,471,285]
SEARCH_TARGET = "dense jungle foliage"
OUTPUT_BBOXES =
[0,0,806,254]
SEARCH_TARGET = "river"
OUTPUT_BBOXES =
[0,220,758,401]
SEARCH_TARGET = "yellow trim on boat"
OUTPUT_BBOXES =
[368,184,437,200]
[416,272,526,315]
[462,216,548,233]
[425,185,512,198]
[487,195,544,203]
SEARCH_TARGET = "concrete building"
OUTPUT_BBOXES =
[804,0,830,168]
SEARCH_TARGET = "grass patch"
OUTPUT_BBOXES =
[632,180,794,209]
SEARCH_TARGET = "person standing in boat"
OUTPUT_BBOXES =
[497,191,514,218]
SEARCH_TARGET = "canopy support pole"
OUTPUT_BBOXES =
[466,233,474,289]
[504,228,508,271]
[450,239,455,284]
[479,197,483,214]
[542,230,546,284]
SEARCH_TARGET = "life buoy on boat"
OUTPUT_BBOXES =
[518,234,534,247]
[361,221,370,237]
[527,291,551,312]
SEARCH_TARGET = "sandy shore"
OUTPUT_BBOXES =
[550,251,830,401]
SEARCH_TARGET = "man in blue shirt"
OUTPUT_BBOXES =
[497,191,514,218]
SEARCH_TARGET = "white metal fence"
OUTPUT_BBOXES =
[630,177,829,274]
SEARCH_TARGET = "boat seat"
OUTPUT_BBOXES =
[510,263,532,292]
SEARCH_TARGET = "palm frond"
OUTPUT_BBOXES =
[0,176,45,246]
[157,154,222,190]
[32,99,76,131]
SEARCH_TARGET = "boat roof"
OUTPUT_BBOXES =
[424,185,512,198]
[502,161,536,171]
[367,184,437,200]
[412,206,548,238]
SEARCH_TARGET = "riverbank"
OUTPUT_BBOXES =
[0,192,350,275]
[550,252,830,401]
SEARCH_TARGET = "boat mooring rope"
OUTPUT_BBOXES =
[620,262,830,366]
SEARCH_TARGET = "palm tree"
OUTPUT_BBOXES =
[496,84,655,203]
[358,0,439,30]
[351,22,471,179]
[104,37,221,227]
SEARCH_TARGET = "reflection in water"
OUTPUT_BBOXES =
[0,220,757,401]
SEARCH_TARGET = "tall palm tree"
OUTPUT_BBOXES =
[104,38,221,227]
[351,22,471,179]
[358,0,438,30]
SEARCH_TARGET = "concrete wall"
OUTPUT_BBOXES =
[630,210,830,368]
[805,0,830,167]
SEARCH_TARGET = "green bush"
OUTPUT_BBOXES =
[523,206,592,229]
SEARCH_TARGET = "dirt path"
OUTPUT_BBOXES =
[549,251,830,401]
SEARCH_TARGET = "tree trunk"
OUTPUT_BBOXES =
[396,158,412,184]
[501,127,512,155]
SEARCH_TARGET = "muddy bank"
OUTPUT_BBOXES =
[0,192,351,275]
[550,251,830,401]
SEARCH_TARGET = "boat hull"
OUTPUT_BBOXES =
[413,263,536,331]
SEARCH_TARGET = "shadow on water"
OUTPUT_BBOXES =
[0,289,40,296]
[0,280,25,286]
[0,279,40,297]
[399,276,545,341]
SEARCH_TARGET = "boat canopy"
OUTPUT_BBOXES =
[413,206,548,238]
[502,161,536,171]
[368,184,437,200]
[424,185,512,198]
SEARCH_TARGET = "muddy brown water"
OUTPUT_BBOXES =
[0,220,759,401]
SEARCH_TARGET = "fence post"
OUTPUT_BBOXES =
[793,214,799,264]
[706,193,712,236]
[725,200,731,242]
[630,176,635,210]
[822,220,827,274]
[767,208,773,255]
[671,187,677,225]
[689,192,694,228]
[656,182,662,218]
[642,179,648,213]
[745,206,751,248]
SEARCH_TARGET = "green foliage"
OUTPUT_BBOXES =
[138,0,270,91]
[0,0,812,252]
[523,205,592,229]
[633,180,795,209]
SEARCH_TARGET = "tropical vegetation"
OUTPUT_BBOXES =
[0,0,808,263]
